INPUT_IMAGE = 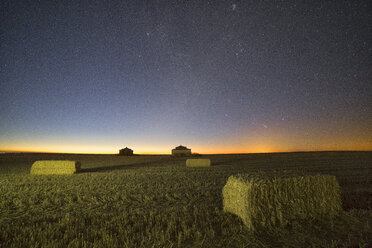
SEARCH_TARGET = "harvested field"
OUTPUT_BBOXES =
[0,151,371,247]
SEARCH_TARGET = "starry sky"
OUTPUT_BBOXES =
[1,0,371,154]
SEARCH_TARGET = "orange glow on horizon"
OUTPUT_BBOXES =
[1,133,371,155]
[1,144,371,155]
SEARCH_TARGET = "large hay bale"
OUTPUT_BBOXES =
[186,159,211,167]
[30,160,81,175]
[222,173,342,230]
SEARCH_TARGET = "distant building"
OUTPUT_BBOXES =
[119,147,133,156]
[172,145,191,157]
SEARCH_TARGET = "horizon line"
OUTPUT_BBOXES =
[1,149,371,155]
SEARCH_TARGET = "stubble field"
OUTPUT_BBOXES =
[0,151,371,247]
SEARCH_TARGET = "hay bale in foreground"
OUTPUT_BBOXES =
[186,159,211,167]
[222,173,342,230]
[30,160,81,175]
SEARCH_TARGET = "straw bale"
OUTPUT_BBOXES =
[222,173,342,230]
[30,160,81,175]
[186,159,211,167]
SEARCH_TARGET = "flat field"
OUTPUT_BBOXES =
[0,151,371,247]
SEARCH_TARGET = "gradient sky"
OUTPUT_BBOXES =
[1,0,371,154]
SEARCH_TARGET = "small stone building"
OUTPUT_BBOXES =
[119,147,133,156]
[172,145,191,157]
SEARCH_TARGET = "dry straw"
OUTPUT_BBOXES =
[30,160,81,175]
[222,173,342,231]
[186,159,211,167]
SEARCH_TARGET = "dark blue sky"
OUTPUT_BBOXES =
[1,0,371,153]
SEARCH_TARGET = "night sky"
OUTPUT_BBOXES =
[1,0,371,154]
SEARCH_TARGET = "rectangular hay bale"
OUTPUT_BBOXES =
[30,160,81,175]
[186,159,211,167]
[222,173,342,230]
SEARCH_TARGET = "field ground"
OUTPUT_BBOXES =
[0,151,371,247]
